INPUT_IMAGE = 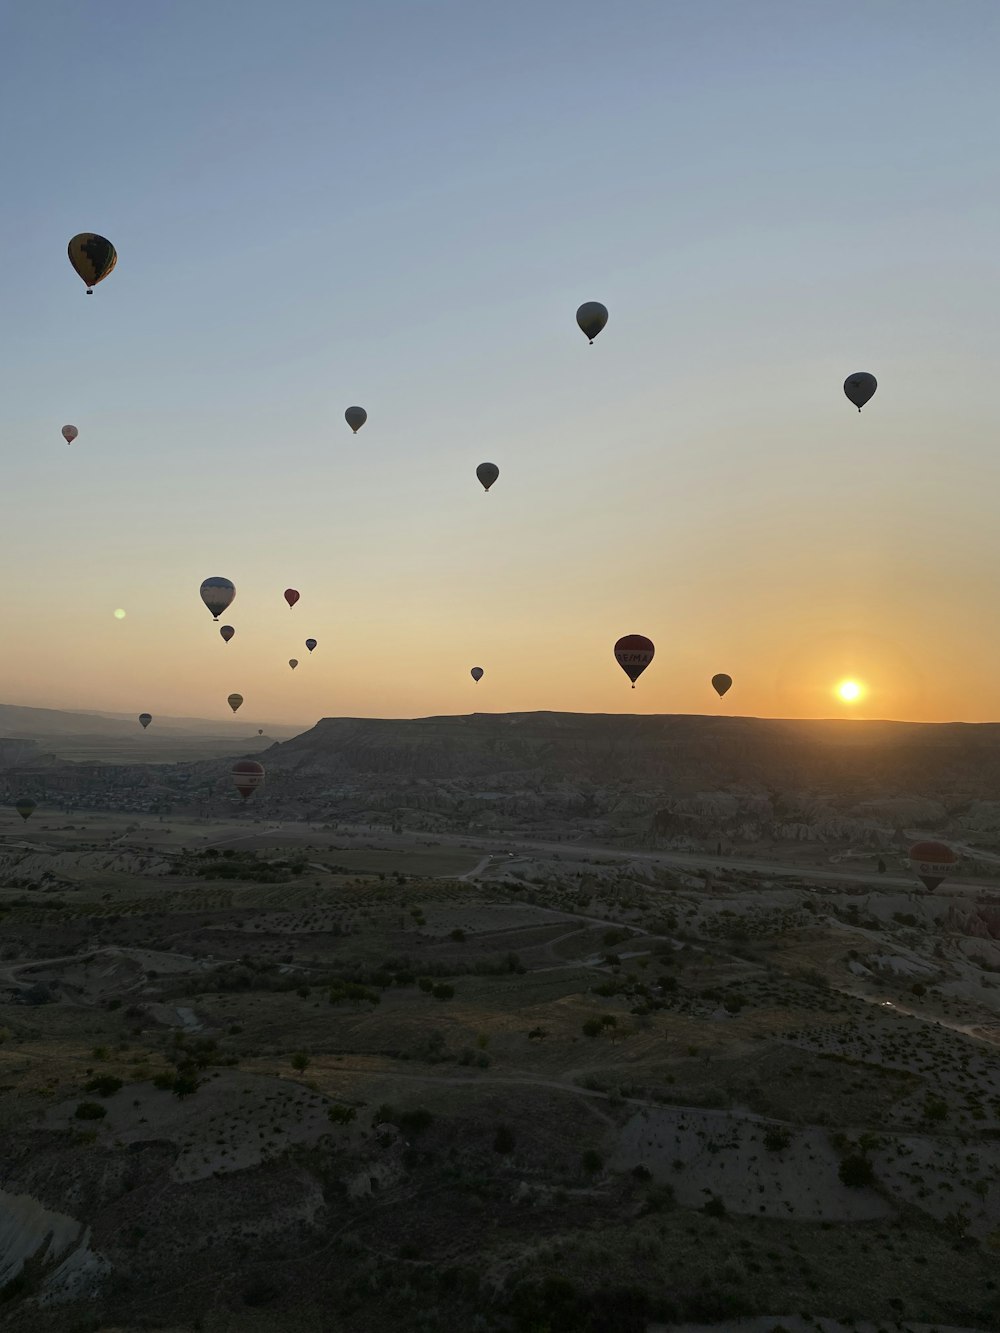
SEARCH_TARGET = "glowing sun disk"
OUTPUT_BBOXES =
[836,679,863,703]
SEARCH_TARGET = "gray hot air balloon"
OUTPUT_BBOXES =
[576,301,608,344]
[345,406,367,434]
[470,667,484,682]
[289,659,298,670]
[200,577,236,621]
[476,462,499,493]
[844,372,877,412]
[711,674,732,698]
[138,713,152,729]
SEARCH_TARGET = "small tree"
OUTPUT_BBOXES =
[291,1052,310,1072]
[74,1101,107,1120]
[85,1075,124,1098]
[172,1074,200,1100]
[838,1154,875,1189]
[328,1103,356,1125]
[494,1124,516,1154]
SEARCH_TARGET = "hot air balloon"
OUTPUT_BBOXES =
[477,463,499,493]
[345,406,367,434]
[576,301,608,344]
[15,799,36,822]
[220,625,235,643]
[227,693,244,713]
[257,729,263,736]
[138,713,152,729]
[200,577,236,621]
[284,589,300,609]
[471,667,484,683]
[844,372,877,412]
[232,759,265,801]
[305,639,317,653]
[711,674,733,698]
[289,659,298,670]
[68,233,117,294]
[908,840,957,891]
[614,634,654,688]
[62,425,78,445]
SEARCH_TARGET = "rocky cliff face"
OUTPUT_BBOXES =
[260,711,1000,796]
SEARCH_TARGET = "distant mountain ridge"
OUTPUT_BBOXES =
[262,711,1000,796]
[0,704,300,739]
[0,703,298,765]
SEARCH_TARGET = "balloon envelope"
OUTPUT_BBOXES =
[284,589,300,608]
[201,577,236,621]
[576,301,608,343]
[345,406,367,433]
[471,667,484,682]
[232,759,265,801]
[711,673,733,698]
[305,638,317,652]
[68,233,117,292]
[289,659,298,670]
[614,634,654,687]
[227,693,244,713]
[477,462,499,492]
[138,713,152,729]
[61,425,78,444]
[220,625,235,643]
[15,799,36,822]
[908,840,957,891]
[844,372,877,411]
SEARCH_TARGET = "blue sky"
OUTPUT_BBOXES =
[3,2,999,725]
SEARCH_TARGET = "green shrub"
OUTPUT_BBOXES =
[84,1075,124,1098]
[74,1101,107,1121]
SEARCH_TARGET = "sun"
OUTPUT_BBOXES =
[836,679,863,703]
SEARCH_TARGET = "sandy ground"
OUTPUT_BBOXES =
[44,1070,352,1184]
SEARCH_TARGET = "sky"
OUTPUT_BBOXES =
[3,1,1000,728]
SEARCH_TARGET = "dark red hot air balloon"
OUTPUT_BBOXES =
[232,759,265,801]
[284,589,300,609]
[614,635,654,688]
[908,840,957,891]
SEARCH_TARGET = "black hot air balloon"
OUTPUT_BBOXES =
[477,463,499,493]
[470,667,484,682]
[345,406,367,434]
[68,233,117,294]
[909,841,957,891]
[138,713,152,729]
[844,372,877,412]
[576,302,608,344]
[711,674,732,698]
[305,639,317,653]
[15,799,36,822]
[200,577,236,621]
[220,625,235,643]
[614,635,654,688]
